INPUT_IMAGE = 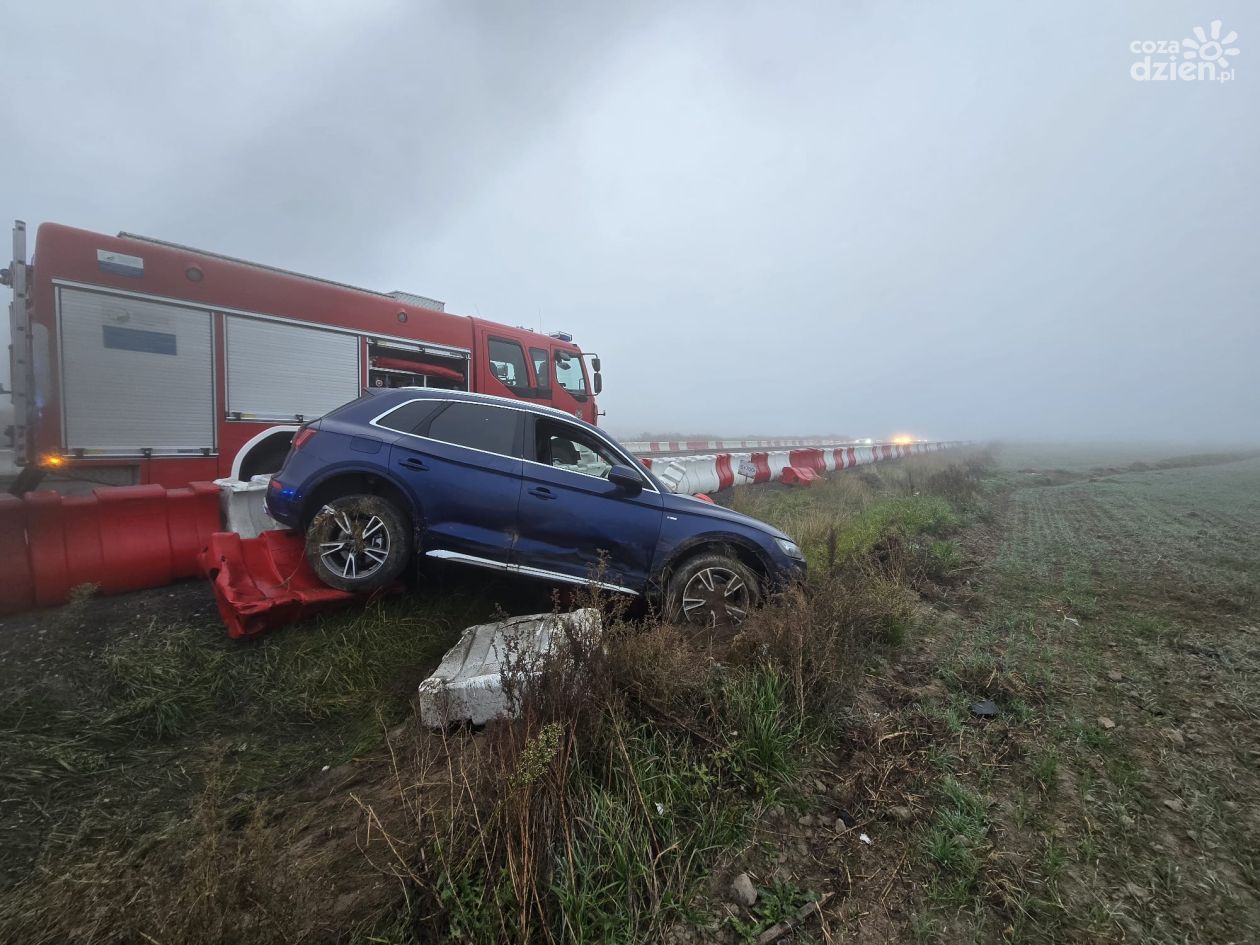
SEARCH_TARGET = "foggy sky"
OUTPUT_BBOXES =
[3,1,1256,442]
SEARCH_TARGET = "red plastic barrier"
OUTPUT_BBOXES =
[0,495,34,613]
[750,452,772,483]
[62,495,104,595]
[789,448,827,474]
[94,485,173,594]
[167,481,222,579]
[25,492,71,607]
[198,530,397,639]
[6,480,222,611]
[781,466,819,487]
[714,453,734,490]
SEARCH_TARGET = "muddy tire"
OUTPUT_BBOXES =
[665,550,761,627]
[305,494,410,592]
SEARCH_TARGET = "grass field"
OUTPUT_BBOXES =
[1,444,1257,943]
[846,448,1260,943]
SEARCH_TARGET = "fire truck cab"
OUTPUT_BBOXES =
[4,221,602,490]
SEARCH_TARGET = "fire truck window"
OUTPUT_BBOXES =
[488,338,528,392]
[375,400,445,434]
[530,347,551,394]
[533,418,616,480]
[426,402,520,456]
[554,351,587,397]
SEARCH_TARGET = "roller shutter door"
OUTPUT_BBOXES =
[58,288,215,453]
[226,317,360,421]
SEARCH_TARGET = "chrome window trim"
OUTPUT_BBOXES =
[370,397,525,463]
[386,386,578,421]
[425,549,639,595]
[370,396,660,493]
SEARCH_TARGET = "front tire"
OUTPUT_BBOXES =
[305,494,410,592]
[665,551,761,627]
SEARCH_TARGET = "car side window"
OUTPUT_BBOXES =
[426,402,520,456]
[533,417,624,480]
[375,399,445,434]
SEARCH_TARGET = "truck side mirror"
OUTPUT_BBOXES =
[591,356,601,373]
[593,372,603,395]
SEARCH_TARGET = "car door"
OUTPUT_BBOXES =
[515,415,664,591]
[383,399,524,564]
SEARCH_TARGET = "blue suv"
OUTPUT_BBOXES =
[265,389,806,625]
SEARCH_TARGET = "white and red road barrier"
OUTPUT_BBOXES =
[624,437,859,457]
[638,442,960,495]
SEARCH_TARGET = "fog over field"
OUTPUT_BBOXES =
[2,1,1256,443]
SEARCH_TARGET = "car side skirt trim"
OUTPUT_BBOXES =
[425,549,640,595]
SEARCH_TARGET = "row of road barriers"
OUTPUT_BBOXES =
[642,442,959,496]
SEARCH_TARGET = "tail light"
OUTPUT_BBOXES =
[291,427,318,451]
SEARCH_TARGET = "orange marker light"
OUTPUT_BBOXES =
[41,454,66,468]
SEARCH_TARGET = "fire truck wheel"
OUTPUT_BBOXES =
[305,494,411,592]
[664,550,761,627]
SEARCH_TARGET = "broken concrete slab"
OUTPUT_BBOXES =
[417,609,601,727]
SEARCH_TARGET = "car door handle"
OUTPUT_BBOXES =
[399,457,428,471]
[528,486,557,500]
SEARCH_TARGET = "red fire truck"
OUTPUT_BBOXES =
[4,220,602,491]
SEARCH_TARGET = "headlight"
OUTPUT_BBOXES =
[775,537,805,560]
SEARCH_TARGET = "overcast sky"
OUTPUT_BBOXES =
[3,1,1256,442]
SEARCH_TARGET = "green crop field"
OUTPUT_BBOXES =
[999,452,1260,611]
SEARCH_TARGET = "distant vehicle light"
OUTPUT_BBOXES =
[891,434,915,445]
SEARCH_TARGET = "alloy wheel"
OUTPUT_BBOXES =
[317,507,391,581]
[680,566,751,626]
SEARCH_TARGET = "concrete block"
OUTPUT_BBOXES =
[214,475,280,539]
[417,608,601,727]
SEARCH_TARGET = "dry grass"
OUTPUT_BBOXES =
[344,454,990,944]
[0,751,314,943]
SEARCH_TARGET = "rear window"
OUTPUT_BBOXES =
[426,402,519,456]
[375,399,445,434]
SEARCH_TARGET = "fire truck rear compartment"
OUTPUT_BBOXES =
[58,287,215,456]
